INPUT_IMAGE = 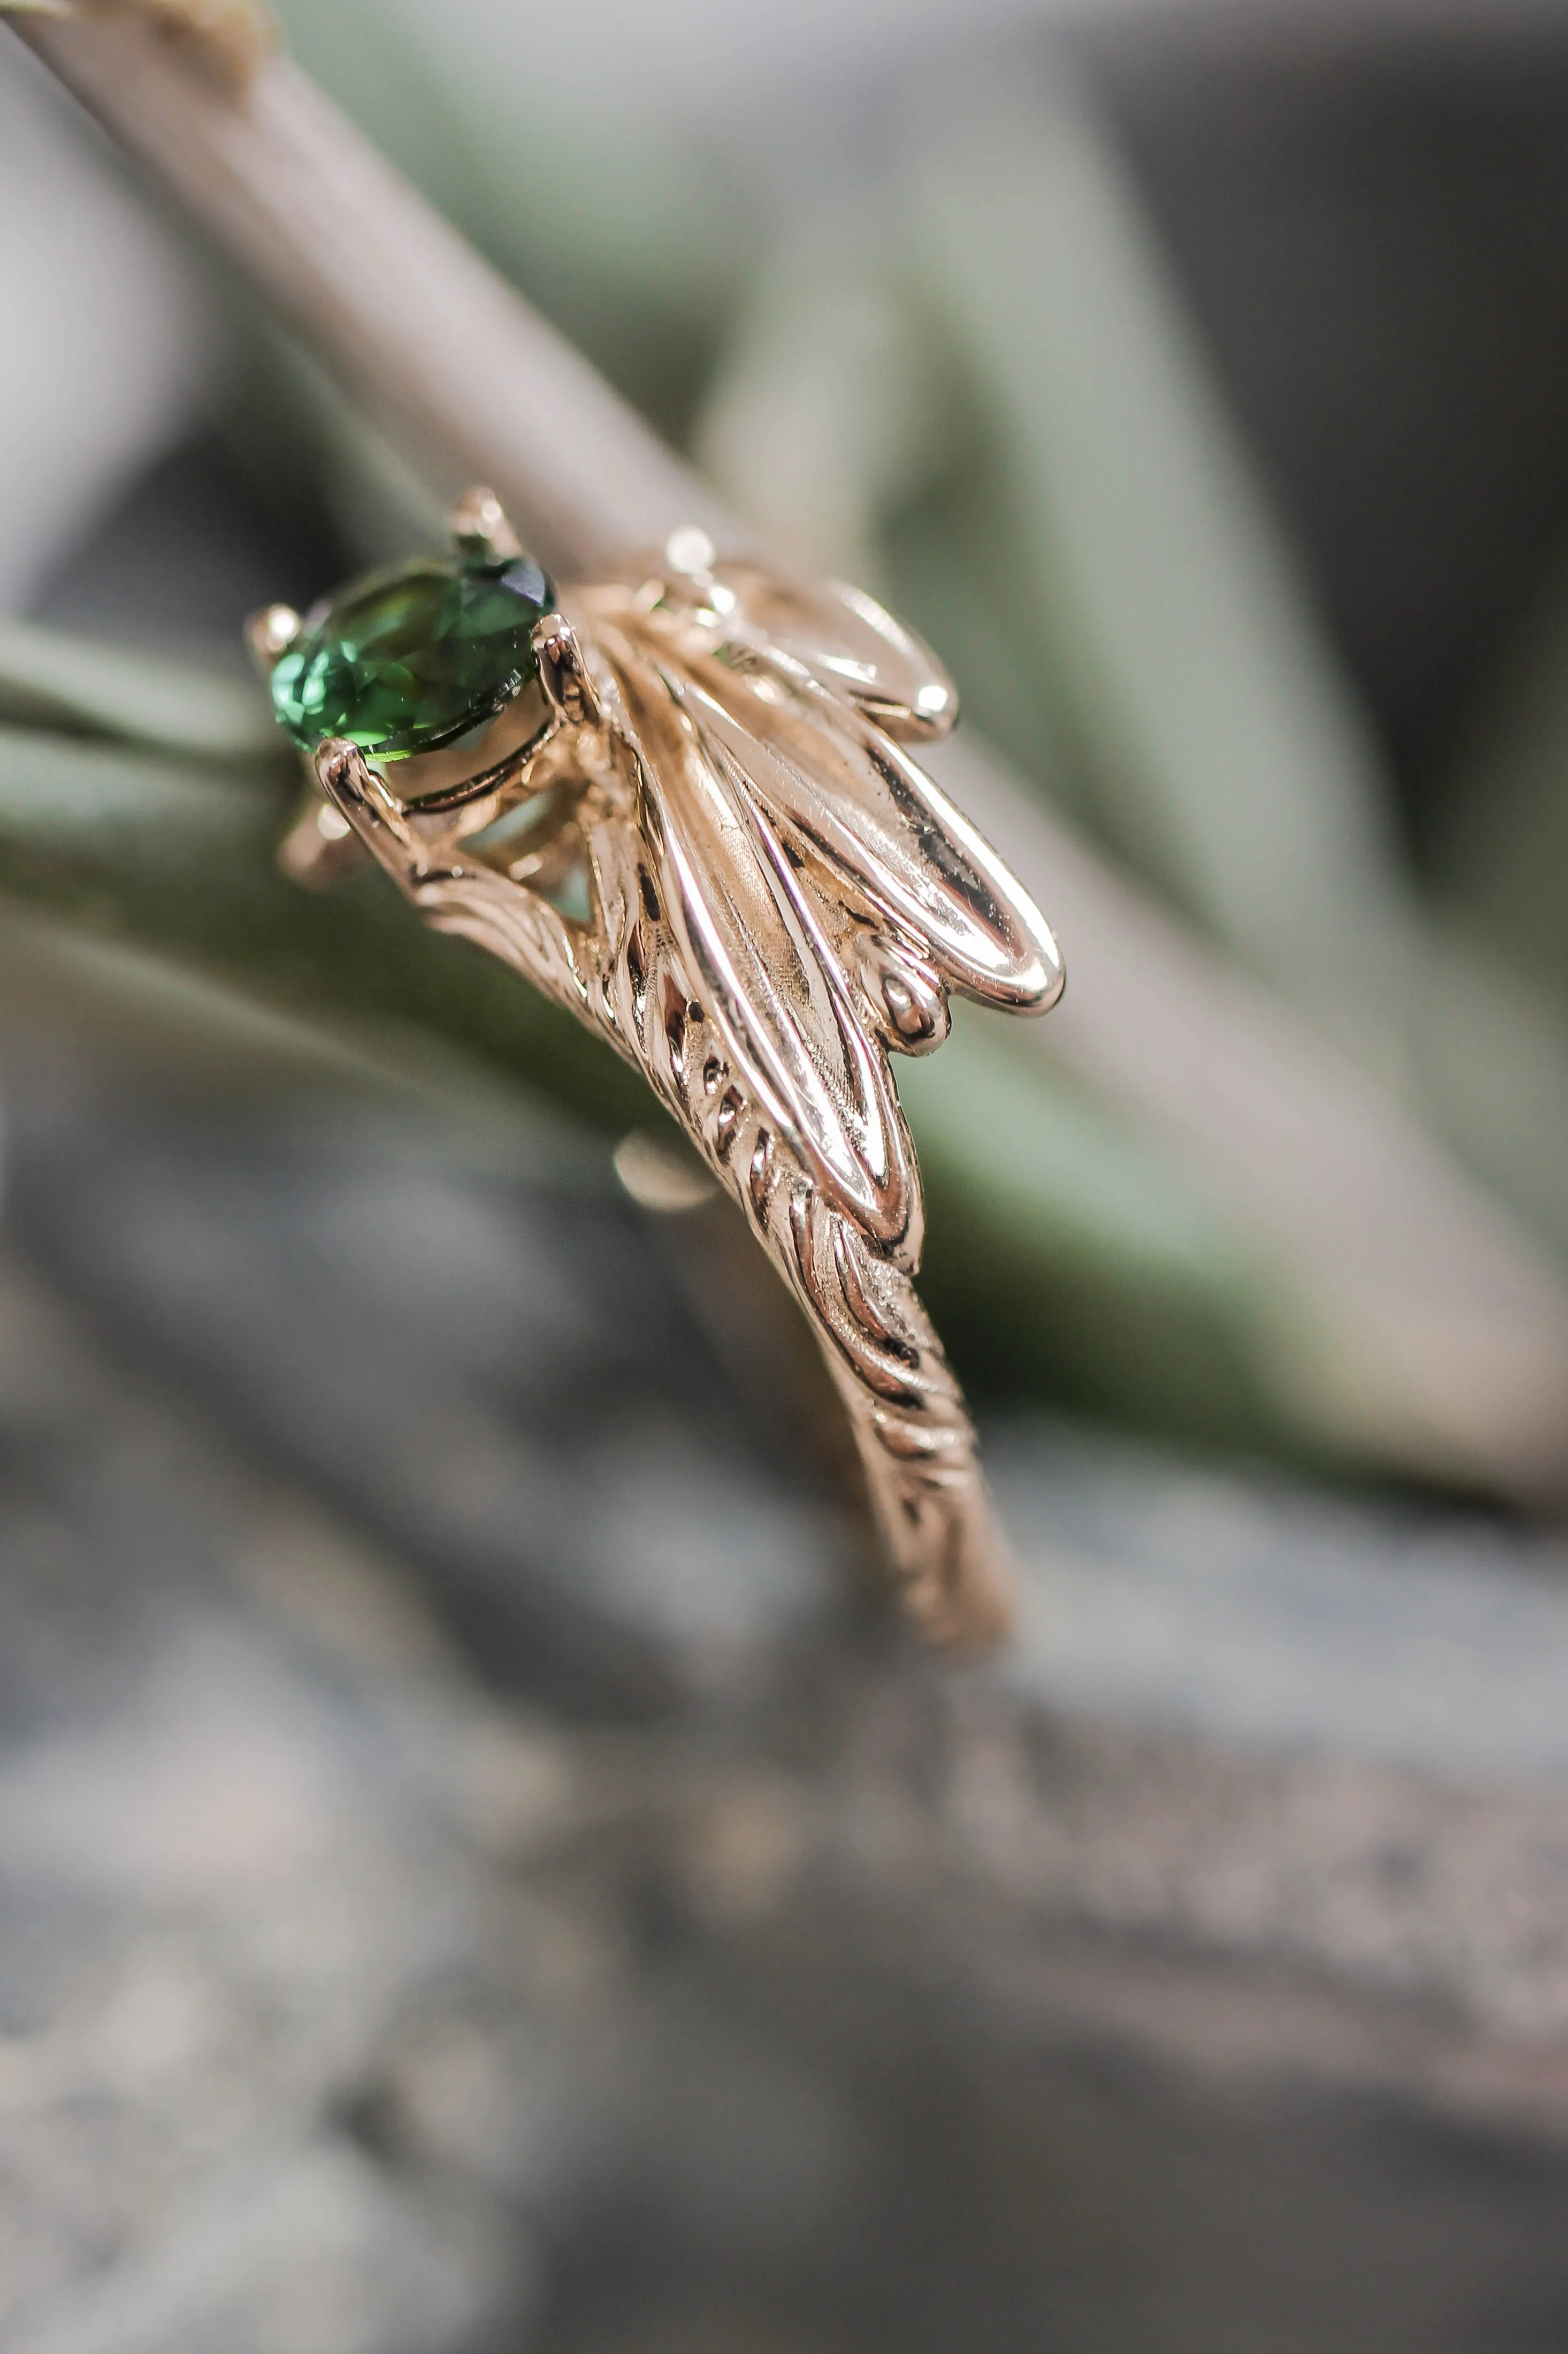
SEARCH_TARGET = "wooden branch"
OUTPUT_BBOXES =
[11,2,1568,1498]
[7,6,733,576]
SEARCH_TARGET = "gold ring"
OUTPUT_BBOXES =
[250,491,1063,1650]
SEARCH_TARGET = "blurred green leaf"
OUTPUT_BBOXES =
[0,725,648,1131]
[903,1022,1334,1457]
[0,713,1378,1465]
[1433,563,1568,1004]
[0,615,280,763]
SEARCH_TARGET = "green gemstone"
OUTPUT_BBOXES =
[271,552,554,761]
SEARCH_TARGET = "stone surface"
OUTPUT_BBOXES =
[4,1061,1568,2350]
[270,552,553,761]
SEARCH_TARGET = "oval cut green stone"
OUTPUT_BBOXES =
[271,552,554,761]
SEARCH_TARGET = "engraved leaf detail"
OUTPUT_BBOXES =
[596,616,919,1254]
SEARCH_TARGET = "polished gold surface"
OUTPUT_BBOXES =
[257,495,1063,1649]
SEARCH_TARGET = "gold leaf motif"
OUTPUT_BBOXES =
[277,534,1062,1647]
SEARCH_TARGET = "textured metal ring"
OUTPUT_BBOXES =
[251,491,1063,1650]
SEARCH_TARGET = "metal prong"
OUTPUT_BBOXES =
[448,483,522,561]
[245,603,301,676]
[313,735,414,850]
[315,735,376,811]
[532,612,602,728]
[665,525,716,577]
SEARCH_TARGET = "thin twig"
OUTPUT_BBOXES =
[8,5,731,574]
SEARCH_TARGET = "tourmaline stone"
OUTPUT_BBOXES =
[271,551,554,761]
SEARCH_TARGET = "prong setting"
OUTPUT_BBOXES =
[313,735,410,844]
[532,612,602,729]
[448,483,522,562]
[315,735,365,803]
[665,524,716,578]
[245,603,301,675]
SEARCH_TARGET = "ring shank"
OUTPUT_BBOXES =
[395,766,1015,1651]
[769,1166,1014,1650]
